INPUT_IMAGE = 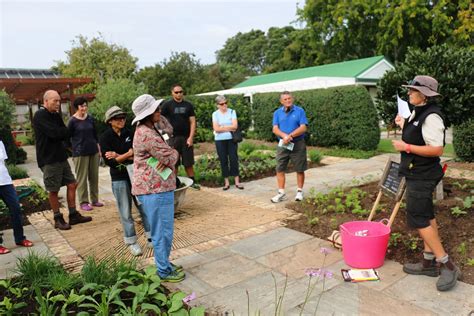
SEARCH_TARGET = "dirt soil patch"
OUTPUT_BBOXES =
[285,176,474,285]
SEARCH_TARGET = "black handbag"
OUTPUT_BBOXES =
[231,127,243,143]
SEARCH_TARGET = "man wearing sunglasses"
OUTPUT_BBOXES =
[161,84,200,189]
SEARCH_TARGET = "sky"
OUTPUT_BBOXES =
[0,0,302,69]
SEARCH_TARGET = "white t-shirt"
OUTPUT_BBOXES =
[0,141,13,186]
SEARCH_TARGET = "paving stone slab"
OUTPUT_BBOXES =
[172,247,234,270]
[383,274,474,315]
[288,282,360,315]
[327,258,406,291]
[256,237,343,279]
[359,286,435,315]
[165,270,218,298]
[188,254,270,289]
[192,270,340,315]
[225,227,313,259]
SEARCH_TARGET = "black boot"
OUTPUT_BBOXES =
[68,212,92,225]
[54,213,71,230]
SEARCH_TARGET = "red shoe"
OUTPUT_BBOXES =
[0,246,11,254]
[16,239,34,247]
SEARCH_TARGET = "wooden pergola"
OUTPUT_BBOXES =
[0,77,93,107]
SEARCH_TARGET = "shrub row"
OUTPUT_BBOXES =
[453,119,473,162]
[253,85,380,150]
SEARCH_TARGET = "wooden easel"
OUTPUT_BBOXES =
[368,157,406,227]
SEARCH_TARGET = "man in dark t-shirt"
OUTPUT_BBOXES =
[161,84,200,189]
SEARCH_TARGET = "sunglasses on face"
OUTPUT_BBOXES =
[173,90,184,94]
[113,116,126,121]
[218,102,227,106]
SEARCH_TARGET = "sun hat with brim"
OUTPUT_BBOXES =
[402,75,440,97]
[104,106,126,123]
[131,95,164,125]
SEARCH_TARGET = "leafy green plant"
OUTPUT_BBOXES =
[308,149,323,163]
[467,259,474,266]
[0,296,27,316]
[15,134,33,145]
[81,256,136,287]
[14,251,65,289]
[457,242,467,257]
[6,164,28,179]
[404,235,421,251]
[388,232,402,248]
[451,206,467,217]
[34,288,59,316]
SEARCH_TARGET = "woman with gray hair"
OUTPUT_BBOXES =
[212,95,243,190]
[131,94,184,283]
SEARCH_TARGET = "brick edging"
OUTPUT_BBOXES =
[28,211,85,273]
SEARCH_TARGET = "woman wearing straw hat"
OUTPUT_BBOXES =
[131,94,184,283]
[392,75,460,291]
[99,106,152,257]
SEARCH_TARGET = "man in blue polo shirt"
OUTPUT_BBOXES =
[271,91,308,203]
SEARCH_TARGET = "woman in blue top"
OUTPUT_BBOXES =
[212,95,243,190]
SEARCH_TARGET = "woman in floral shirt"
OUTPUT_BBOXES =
[131,94,184,283]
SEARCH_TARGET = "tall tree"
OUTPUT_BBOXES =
[216,29,267,74]
[299,0,473,64]
[136,52,223,96]
[55,34,138,92]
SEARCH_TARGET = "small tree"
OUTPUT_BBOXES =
[376,44,474,128]
[0,89,15,127]
[89,78,147,135]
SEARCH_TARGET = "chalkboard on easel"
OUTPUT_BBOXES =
[379,158,406,201]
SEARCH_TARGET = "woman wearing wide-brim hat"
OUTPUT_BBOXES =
[392,75,460,291]
[130,94,184,283]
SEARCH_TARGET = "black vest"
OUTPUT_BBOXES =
[399,102,445,180]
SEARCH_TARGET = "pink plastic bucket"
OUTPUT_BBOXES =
[340,220,391,268]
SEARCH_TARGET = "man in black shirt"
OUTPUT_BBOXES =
[161,84,200,189]
[33,90,92,230]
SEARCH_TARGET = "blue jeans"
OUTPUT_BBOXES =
[0,184,25,244]
[111,180,150,244]
[215,140,239,178]
[137,191,174,277]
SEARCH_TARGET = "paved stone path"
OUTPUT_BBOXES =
[1,145,472,315]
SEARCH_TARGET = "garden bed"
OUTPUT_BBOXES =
[285,176,474,285]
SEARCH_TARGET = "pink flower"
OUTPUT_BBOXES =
[183,292,196,303]
[320,247,332,255]
[305,268,321,277]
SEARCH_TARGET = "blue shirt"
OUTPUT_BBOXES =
[212,109,237,141]
[272,105,308,141]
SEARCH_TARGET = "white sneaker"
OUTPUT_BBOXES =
[129,243,143,256]
[295,190,304,202]
[271,192,287,203]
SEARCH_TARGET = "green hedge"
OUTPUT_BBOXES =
[0,126,27,165]
[453,119,473,162]
[252,86,380,150]
[186,94,251,143]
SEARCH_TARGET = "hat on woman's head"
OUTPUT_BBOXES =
[402,75,440,97]
[131,94,163,125]
[104,106,125,123]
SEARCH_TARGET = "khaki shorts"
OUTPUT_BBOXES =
[41,161,76,192]
[276,139,307,173]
